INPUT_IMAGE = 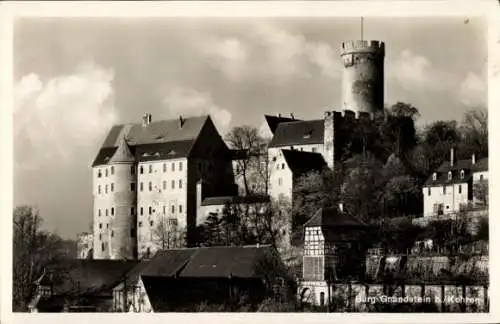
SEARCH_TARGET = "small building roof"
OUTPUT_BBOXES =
[281,149,327,175]
[424,156,488,186]
[304,207,367,228]
[268,120,324,148]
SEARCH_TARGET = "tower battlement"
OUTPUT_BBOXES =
[340,40,385,56]
[324,109,375,122]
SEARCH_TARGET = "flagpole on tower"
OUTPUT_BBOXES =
[361,16,364,41]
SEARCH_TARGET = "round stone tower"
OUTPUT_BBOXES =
[340,40,385,114]
[107,135,137,260]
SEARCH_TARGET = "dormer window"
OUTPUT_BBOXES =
[447,171,452,180]
[460,170,465,180]
[432,173,437,181]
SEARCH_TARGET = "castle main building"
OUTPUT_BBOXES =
[91,115,236,259]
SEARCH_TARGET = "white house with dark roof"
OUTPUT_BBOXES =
[422,148,488,217]
[91,113,236,259]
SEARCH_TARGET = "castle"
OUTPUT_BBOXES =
[85,39,387,260]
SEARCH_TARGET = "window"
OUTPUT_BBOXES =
[99,223,103,229]
[99,233,102,240]
[163,163,167,172]
[171,205,175,214]
[98,185,101,194]
[278,178,283,186]
[178,179,182,189]
[105,184,108,194]
[140,182,143,191]
[458,184,462,194]
[281,163,285,170]
[111,166,114,175]
[272,157,277,162]
[312,147,317,153]
[131,183,136,191]
[320,292,325,306]
[171,180,175,189]
[139,221,143,227]
[111,231,114,238]
[427,187,431,196]
[149,165,153,174]
[149,206,152,215]
[101,243,105,251]
[98,209,101,217]
[179,205,183,213]
[168,218,178,226]
[276,164,279,170]
[105,169,108,177]
[111,207,114,216]
[131,207,135,215]
[163,206,166,214]
[432,173,437,181]
[107,223,109,229]
[98,170,102,178]
[179,162,183,171]
[140,166,144,174]
[149,182,152,191]
[480,174,484,181]
[460,170,465,179]
[150,220,154,226]
[163,181,166,190]
[172,163,175,172]
[111,183,114,192]
[131,165,135,175]
[106,209,108,216]
[448,171,452,180]
[140,207,144,215]
[443,186,446,194]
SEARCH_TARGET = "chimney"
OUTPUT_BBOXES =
[450,147,454,167]
[472,153,476,165]
[290,113,295,120]
[179,116,185,128]
[142,113,152,127]
[278,113,281,118]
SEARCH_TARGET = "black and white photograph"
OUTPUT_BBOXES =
[3,0,499,319]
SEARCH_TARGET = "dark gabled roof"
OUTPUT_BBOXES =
[268,119,324,148]
[141,249,198,278]
[179,245,273,278]
[134,140,195,162]
[282,149,327,175]
[304,207,367,228]
[49,260,139,297]
[424,157,488,186]
[424,170,472,186]
[472,157,488,172]
[264,115,300,135]
[93,115,209,166]
[201,194,270,206]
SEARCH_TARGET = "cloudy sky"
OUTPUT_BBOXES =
[13,17,487,238]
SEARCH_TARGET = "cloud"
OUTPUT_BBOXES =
[459,71,486,107]
[14,62,118,170]
[199,24,341,82]
[161,87,232,134]
[389,50,434,89]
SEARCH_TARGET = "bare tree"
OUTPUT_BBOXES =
[151,216,186,250]
[13,206,74,311]
[225,126,269,196]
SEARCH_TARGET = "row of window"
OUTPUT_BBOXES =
[97,179,184,195]
[98,208,115,217]
[139,204,183,215]
[99,229,136,251]
[427,184,464,196]
[140,161,183,175]
[97,166,116,178]
[97,183,115,194]
[138,179,183,192]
